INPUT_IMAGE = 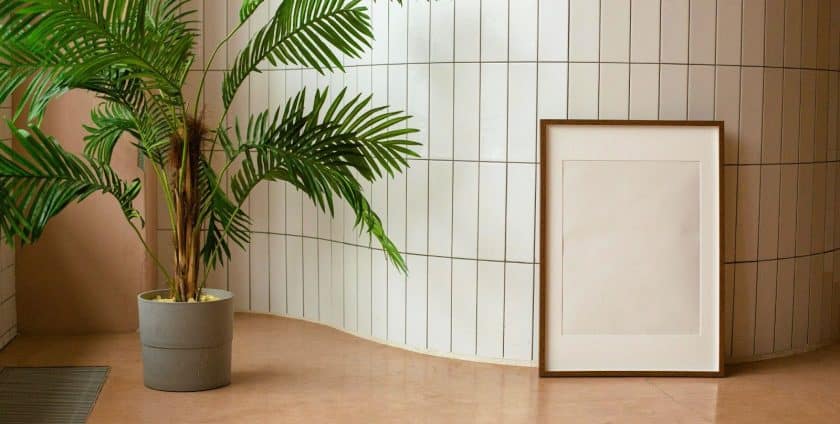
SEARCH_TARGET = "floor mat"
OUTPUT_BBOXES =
[0,366,109,423]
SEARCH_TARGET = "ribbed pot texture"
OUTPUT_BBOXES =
[137,288,234,391]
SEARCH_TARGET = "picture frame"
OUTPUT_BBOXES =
[539,120,725,377]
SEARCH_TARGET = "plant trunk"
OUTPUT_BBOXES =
[171,118,206,301]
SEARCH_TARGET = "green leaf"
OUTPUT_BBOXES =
[0,124,143,245]
[219,87,419,272]
[239,0,266,23]
[222,0,374,108]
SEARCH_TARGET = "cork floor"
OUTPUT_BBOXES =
[0,313,838,423]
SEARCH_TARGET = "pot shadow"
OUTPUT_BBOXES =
[230,368,294,386]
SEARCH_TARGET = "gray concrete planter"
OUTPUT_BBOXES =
[137,288,234,392]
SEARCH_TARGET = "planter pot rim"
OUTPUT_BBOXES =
[138,288,234,304]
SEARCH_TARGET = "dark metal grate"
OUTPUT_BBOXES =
[0,366,109,423]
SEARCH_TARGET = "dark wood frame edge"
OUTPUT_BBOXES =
[537,119,726,378]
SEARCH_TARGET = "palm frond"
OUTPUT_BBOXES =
[239,0,266,23]
[0,0,197,120]
[222,0,374,108]
[222,88,419,271]
[198,157,251,269]
[0,124,143,244]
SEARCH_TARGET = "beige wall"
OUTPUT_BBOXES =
[13,91,156,335]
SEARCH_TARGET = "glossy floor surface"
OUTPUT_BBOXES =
[0,314,838,423]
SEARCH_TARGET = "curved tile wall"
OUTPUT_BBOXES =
[158,0,840,365]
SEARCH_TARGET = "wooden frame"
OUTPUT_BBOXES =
[538,120,725,377]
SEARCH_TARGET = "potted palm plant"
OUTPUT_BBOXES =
[0,0,417,391]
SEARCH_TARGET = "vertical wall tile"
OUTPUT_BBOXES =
[286,236,304,318]
[406,161,429,255]
[716,0,743,65]
[408,0,430,63]
[631,0,661,62]
[372,253,388,340]
[250,234,270,313]
[508,63,538,162]
[455,0,481,61]
[538,0,569,61]
[732,263,758,358]
[724,264,735,357]
[599,64,630,119]
[371,0,389,64]
[357,248,373,337]
[269,235,287,315]
[452,259,478,355]
[537,63,568,119]
[429,162,454,257]
[453,162,479,258]
[478,163,507,261]
[814,73,829,161]
[796,164,814,255]
[807,252,824,345]
[659,65,688,119]
[481,0,509,61]
[600,0,630,61]
[568,63,599,118]
[689,0,716,63]
[303,239,319,321]
[801,0,819,68]
[688,65,716,120]
[778,165,800,258]
[765,0,786,66]
[389,1,408,63]
[330,243,344,327]
[504,263,534,361]
[477,261,504,358]
[781,70,802,162]
[344,246,357,332]
[724,167,739,262]
[792,257,811,348]
[430,0,455,61]
[755,261,779,355]
[230,244,250,312]
[742,0,766,66]
[569,0,600,61]
[388,171,407,253]
[799,71,817,162]
[408,64,430,158]
[762,69,784,163]
[454,63,480,160]
[506,164,537,263]
[480,63,509,161]
[739,68,764,164]
[716,67,742,164]
[661,0,689,63]
[388,260,407,344]
[428,256,452,353]
[774,258,795,351]
[736,166,761,261]
[429,64,455,160]
[758,166,782,260]
[406,255,428,349]
[630,64,660,119]
[811,164,827,252]
[509,0,538,61]
[785,0,803,67]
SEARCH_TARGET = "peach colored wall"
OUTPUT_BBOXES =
[13,91,156,334]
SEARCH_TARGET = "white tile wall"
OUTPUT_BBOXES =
[159,0,840,366]
[1,99,16,349]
